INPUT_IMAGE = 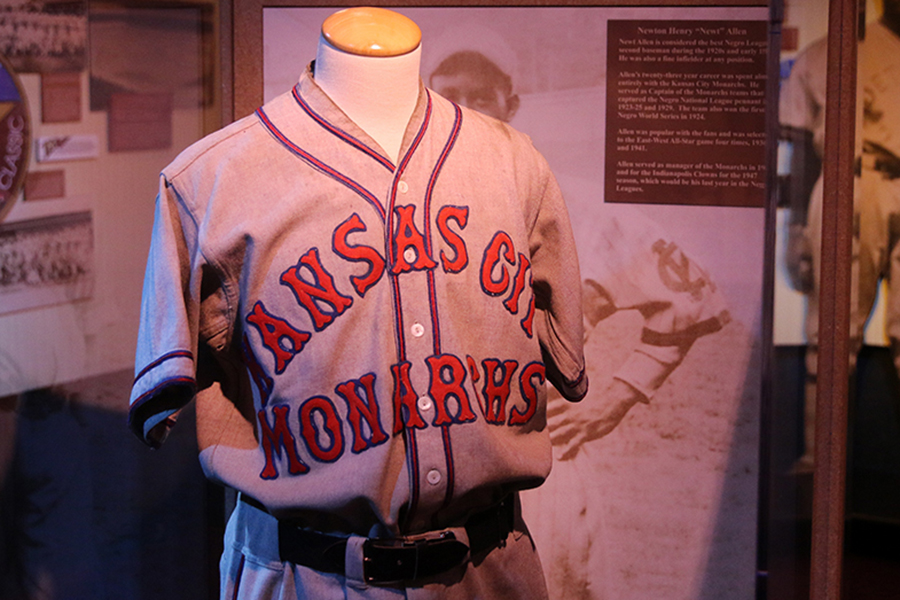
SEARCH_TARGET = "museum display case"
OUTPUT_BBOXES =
[0,0,892,598]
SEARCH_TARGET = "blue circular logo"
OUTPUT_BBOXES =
[0,55,30,222]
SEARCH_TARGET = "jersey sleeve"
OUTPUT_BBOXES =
[579,209,730,401]
[529,164,588,402]
[128,175,204,447]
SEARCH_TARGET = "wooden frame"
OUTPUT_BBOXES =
[227,1,858,598]
[811,0,856,597]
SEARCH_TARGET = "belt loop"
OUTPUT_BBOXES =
[344,535,368,589]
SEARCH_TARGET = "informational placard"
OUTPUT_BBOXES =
[41,71,82,123]
[107,92,173,152]
[35,134,99,162]
[25,170,65,200]
[605,20,768,207]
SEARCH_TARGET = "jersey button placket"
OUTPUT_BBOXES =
[391,164,445,520]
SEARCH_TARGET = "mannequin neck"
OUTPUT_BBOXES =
[314,39,421,163]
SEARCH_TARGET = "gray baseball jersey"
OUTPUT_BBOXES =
[129,65,586,598]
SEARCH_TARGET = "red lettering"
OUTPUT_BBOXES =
[436,205,469,273]
[241,333,273,405]
[520,291,536,338]
[257,405,309,479]
[245,302,311,374]
[281,247,353,331]
[299,396,345,462]
[335,373,388,453]
[510,362,545,425]
[466,355,480,383]
[480,232,516,296]
[391,361,427,434]
[480,359,519,424]
[504,253,530,313]
[426,354,477,426]
[391,205,438,274]
[333,213,385,296]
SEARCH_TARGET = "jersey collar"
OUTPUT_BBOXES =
[293,63,431,171]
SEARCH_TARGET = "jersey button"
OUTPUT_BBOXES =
[398,180,409,194]
[417,396,433,411]
[411,323,425,337]
[403,247,416,263]
[426,469,442,485]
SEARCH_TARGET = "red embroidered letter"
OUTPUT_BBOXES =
[426,354,477,426]
[241,334,274,405]
[480,232,516,296]
[281,248,353,331]
[333,214,385,297]
[504,253,530,314]
[480,359,519,424]
[521,291,536,338]
[335,373,388,453]
[391,205,437,274]
[245,302,311,374]
[510,362,545,425]
[299,396,345,462]
[391,361,427,434]
[258,405,309,479]
[436,205,469,273]
[466,355,480,383]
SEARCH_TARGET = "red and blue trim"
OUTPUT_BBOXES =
[440,426,456,509]
[423,102,463,356]
[387,91,433,364]
[256,106,386,221]
[134,349,193,384]
[292,84,395,172]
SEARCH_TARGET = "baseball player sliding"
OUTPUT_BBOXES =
[129,7,588,599]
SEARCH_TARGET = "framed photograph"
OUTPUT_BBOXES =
[0,211,93,315]
[88,3,213,112]
[0,1,87,73]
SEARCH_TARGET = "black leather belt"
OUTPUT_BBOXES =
[240,494,515,585]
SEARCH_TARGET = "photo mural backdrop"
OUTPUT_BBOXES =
[265,6,767,599]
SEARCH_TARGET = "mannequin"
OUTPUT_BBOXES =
[130,6,587,600]
[313,7,421,163]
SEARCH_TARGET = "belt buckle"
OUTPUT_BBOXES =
[362,530,469,585]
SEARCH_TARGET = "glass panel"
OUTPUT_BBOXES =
[264,5,767,599]
[775,0,900,596]
[844,0,900,595]
[0,1,219,598]
[769,0,830,595]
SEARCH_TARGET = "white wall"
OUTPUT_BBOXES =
[0,70,204,397]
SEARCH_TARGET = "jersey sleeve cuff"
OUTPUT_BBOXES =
[548,366,589,402]
[129,350,197,447]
